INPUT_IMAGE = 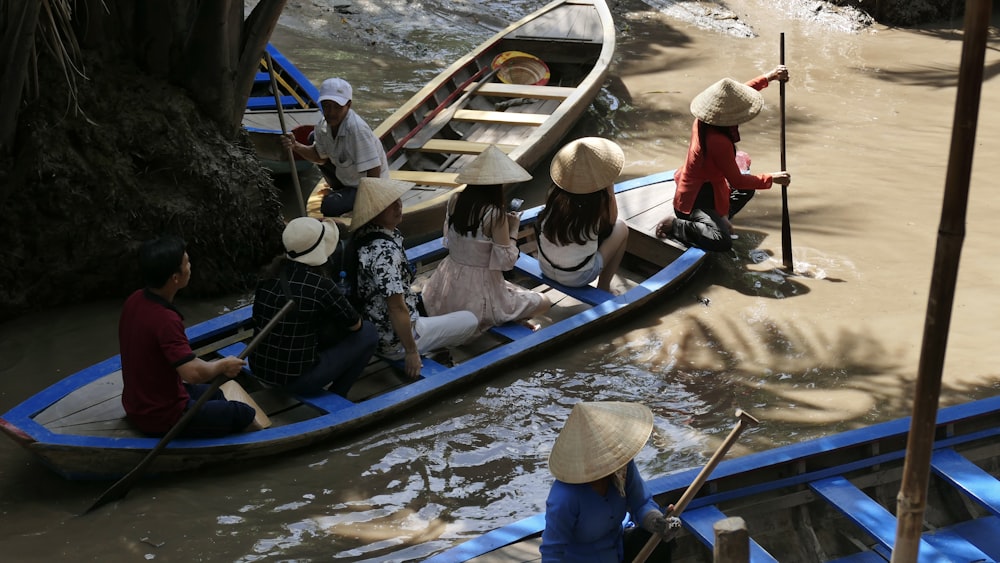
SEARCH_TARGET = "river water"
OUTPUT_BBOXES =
[1,1,999,561]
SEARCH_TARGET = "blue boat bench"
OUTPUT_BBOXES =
[809,474,997,562]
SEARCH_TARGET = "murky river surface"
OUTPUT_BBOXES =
[2,1,999,561]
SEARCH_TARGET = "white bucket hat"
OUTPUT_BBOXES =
[282,217,340,266]
[548,401,654,484]
[350,177,416,232]
[689,78,763,126]
[456,145,532,185]
[550,137,624,194]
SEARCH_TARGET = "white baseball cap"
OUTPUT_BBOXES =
[318,78,352,106]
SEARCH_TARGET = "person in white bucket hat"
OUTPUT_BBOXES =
[250,217,377,398]
[540,402,680,562]
[281,77,389,218]
[422,145,551,333]
[655,66,792,253]
[351,177,479,379]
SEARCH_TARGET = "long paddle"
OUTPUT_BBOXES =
[779,33,794,272]
[266,51,308,217]
[84,299,296,514]
[403,64,503,151]
[632,409,760,563]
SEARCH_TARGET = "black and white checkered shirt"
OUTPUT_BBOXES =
[250,261,361,385]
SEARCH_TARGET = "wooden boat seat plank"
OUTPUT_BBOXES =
[680,505,780,563]
[453,109,548,127]
[473,83,575,100]
[808,476,946,561]
[488,322,535,342]
[514,253,614,306]
[941,516,1000,558]
[932,448,1000,517]
[827,552,889,563]
[390,170,462,187]
[922,526,997,562]
[411,139,517,155]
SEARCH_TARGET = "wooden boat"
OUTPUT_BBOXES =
[0,171,704,480]
[242,43,322,175]
[304,0,615,235]
[423,395,1000,563]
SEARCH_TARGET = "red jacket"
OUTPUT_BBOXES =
[673,75,773,218]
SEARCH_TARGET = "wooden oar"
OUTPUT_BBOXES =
[266,51,308,217]
[403,64,503,151]
[83,300,296,515]
[779,33,794,272]
[632,409,760,563]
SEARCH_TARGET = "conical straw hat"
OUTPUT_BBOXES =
[548,401,653,484]
[689,77,763,126]
[455,145,532,185]
[549,137,624,194]
[349,177,415,232]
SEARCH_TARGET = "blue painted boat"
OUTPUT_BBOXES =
[423,395,1000,563]
[0,171,705,480]
[242,43,322,174]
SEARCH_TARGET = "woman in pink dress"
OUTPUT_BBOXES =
[422,145,551,333]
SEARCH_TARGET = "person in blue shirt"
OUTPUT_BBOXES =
[540,401,678,562]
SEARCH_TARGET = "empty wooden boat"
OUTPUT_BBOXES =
[305,0,616,236]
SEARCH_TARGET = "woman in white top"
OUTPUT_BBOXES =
[536,137,628,292]
[422,146,551,332]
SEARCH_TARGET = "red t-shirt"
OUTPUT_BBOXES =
[119,289,196,433]
[673,75,774,218]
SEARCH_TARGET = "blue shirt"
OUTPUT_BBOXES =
[540,461,660,563]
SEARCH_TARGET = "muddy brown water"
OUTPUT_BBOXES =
[2,1,999,560]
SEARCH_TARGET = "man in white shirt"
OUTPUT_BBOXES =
[282,77,388,217]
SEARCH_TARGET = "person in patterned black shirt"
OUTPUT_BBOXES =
[350,177,479,379]
[250,217,377,397]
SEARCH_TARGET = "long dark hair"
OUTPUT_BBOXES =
[449,184,504,237]
[538,185,610,246]
[697,121,740,160]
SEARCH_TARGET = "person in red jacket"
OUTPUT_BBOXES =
[656,66,792,252]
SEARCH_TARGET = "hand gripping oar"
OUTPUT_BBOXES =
[631,409,760,563]
[779,33,794,272]
[266,51,308,217]
[84,300,296,514]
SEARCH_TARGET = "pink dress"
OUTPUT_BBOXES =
[422,206,544,333]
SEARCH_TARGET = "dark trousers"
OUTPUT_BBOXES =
[180,383,255,438]
[317,163,358,217]
[289,321,378,397]
[670,183,755,253]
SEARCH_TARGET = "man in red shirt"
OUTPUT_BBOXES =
[119,235,255,437]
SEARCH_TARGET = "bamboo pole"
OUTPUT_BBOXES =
[890,1,991,560]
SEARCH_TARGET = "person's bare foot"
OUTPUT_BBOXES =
[655,216,675,239]
[518,319,541,332]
